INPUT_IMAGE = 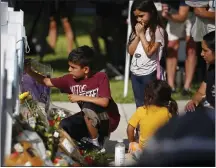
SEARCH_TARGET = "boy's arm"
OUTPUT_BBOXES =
[24,60,54,87]
[27,68,54,87]
[68,94,109,108]
[25,61,69,90]
[68,73,112,108]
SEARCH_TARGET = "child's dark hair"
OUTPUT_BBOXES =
[144,80,178,116]
[68,45,95,70]
[203,31,215,53]
[130,0,165,41]
[129,0,168,58]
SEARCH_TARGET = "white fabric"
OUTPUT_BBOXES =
[130,27,165,76]
[185,0,215,41]
[166,12,195,40]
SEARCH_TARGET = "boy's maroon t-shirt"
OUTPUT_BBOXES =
[50,72,120,132]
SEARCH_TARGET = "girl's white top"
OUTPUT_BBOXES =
[130,26,165,76]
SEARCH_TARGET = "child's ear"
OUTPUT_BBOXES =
[84,66,90,74]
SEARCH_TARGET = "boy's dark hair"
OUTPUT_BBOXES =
[144,80,178,116]
[203,31,215,53]
[68,45,95,70]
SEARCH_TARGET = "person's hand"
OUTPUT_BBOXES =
[68,94,82,103]
[135,23,145,37]
[128,142,141,154]
[161,3,170,19]
[185,100,197,112]
[24,58,32,74]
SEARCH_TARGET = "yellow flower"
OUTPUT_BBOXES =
[19,91,30,100]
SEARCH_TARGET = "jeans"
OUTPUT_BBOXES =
[131,71,156,108]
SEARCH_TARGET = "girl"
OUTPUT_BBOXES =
[128,0,167,108]
[127,80,178,153]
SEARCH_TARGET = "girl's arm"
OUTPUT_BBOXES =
[127,124,136,142]
[128,32,140,56]
[127,108,141,143]
[139,33,161,57]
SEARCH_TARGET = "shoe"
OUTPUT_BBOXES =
[182,88,192,97]
[171,88,176,94]
[79,137,104,151]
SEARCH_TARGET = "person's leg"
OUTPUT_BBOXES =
[166,40,180,90]
[60,112,89,141]
[90,16,102,56]
[166,20,185,91]
[59,0,74,54]
[183,36,196,91]
[61,17,74,54]
[84,116,98,139]
[48,16,57,49]
[82,102,109,147]
[131,73,145,108]
[183,16,197,95]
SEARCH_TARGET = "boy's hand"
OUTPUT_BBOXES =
[68,94,82,103]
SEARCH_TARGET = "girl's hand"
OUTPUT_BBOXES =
[128,142,141,153]
[68,94,82,103]
[135,23,144,37]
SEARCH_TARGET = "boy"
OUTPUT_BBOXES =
[24,45,120,148]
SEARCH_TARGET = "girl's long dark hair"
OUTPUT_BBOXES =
[144,80,178,116]
[129,0,164,40]
[128,0,168,57]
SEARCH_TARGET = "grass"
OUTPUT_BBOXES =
[27,16,199,103]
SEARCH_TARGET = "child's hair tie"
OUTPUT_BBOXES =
[168,100,172,106]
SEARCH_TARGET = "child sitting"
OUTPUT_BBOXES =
[127,80,178,154]
[24,45,120,148]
